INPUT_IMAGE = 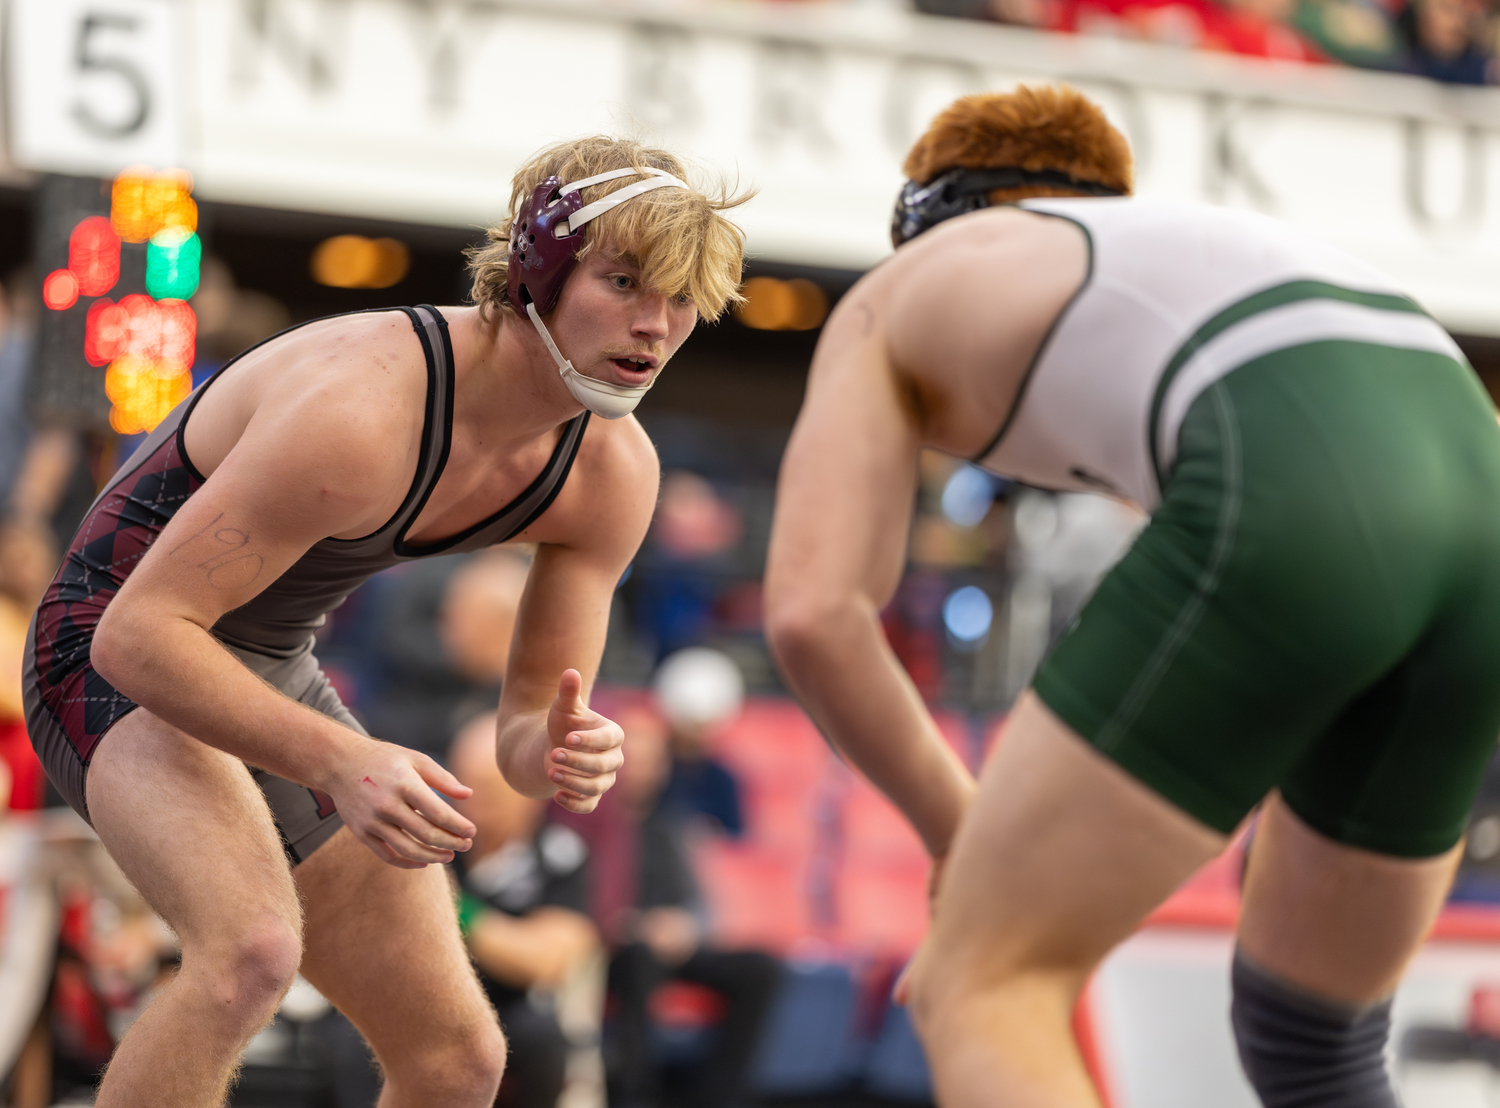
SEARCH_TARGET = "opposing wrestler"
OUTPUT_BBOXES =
[24,135,749,1107]
[765,85,1500,1108]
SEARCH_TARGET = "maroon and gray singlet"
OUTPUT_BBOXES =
[24,305,589,862]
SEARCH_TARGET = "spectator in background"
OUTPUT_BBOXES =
[1400,0,1498,81]
[632,470,744,660]
[968,0,1327,59]
[0,520,53,811]
[363,548,531,762]
[192,257,293,363]
[1292,0,1403,67]
[654,648,748,838]
[605,684,779,1108]
[0,275,37,507]
[450,713,600,1108]
[323,713,595,1108]
[324,551,580,1108]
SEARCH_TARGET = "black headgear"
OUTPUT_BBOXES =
[890,166,1125,248]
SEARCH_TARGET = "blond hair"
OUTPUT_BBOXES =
[468,136,753,323]
[904,85,1133,204]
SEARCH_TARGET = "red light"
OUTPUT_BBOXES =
[69,216,121,298]
[43,269,79,311]
[85,299,122,366]
[88,295,196,371]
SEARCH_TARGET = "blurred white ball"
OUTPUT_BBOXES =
[654,647,745,730]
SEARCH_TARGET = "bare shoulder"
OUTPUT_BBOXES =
[520,414,660,554]
[806,207,1083,453]
[568,414,660,521]
[883,206,1084,331]
[190,310,429,480]
[882,207,1086,375]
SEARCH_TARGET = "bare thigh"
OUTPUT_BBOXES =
[1238,793,1461,1004]
[84,708,300,949]
[920,693,1226,982]
[295,827,498,1067]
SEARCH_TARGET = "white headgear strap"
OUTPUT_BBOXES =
[525,165,691,420]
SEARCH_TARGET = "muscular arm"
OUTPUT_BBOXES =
[494,424,659,810]
[91,370,475,866]
[764,281,976,860]
[468,906,600,989]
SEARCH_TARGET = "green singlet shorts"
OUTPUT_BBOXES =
[1034,340,1500,858]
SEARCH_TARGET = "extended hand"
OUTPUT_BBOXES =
[328,740,476,869]
[545,668,624,813]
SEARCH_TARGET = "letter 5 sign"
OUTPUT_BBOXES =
[8,0,185,176]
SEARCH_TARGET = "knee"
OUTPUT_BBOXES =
[906,952,1076,1050]
[458,1018,509,1103]
[395,1014,508,1105]
[1231,949,1398,1108]
[196,916,303,1025]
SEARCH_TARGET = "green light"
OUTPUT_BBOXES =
[146,229,201,300]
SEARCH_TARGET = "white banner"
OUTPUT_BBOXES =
[8,0,184,177]
[5,0,1500,334]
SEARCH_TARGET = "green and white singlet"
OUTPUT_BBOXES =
[974,198,1500,858]
[976,196,1463,508]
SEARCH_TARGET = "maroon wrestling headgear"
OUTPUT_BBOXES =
[507,166,689,315]
[504,165,691,420]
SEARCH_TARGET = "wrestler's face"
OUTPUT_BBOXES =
[548,245,698,390]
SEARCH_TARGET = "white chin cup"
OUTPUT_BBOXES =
[526,302,653,420]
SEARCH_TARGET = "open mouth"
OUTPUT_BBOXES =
[608,355,656,380]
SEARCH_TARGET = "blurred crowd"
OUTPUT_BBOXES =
[921,0,1500,83]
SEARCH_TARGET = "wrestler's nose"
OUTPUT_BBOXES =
[631,293,671,344]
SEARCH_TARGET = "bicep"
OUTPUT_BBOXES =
[768,317,920,616]
[109,411,394,631]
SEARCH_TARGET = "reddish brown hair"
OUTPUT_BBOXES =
[903,84,1133,203]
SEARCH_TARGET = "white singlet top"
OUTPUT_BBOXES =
[974,197,1465,510]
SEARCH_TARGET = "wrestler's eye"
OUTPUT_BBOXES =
[609,274,633,290]
[674,292,692,306]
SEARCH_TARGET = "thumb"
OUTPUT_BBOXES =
[555,668,587,714]
[417,755,474,800]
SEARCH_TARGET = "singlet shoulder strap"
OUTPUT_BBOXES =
[495,411,591,542]
[376,304,455,548]
[394,409,591,557]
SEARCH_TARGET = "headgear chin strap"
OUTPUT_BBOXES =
[890,166,1125,248]
[509,166,690,419]
[525,301,653,420]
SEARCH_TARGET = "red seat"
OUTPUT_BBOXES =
[648,980,729,1028]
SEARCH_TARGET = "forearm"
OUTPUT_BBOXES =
[92,607,363,789]
[771,598,976,856]
[493,706,554,798]
[469,909,599,988]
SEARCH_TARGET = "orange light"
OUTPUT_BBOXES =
[106,356,192,434]
[111,166,197,244]
[734,277,829,331]
[43,269,80,311]
[310,236,410,289]
[69,216,121,297]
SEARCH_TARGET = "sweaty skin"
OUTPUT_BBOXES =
[93,246,696,867]
[764,207,1088,859]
